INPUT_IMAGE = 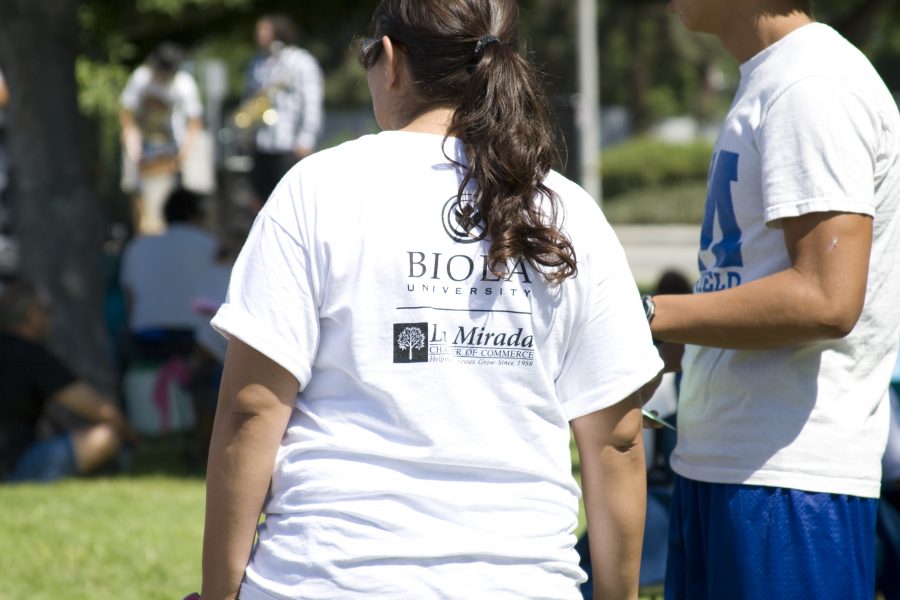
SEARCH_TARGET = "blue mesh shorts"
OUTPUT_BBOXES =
[665,475,877,600]
[7,434,78,483]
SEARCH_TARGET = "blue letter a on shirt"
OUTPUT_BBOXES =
[699,150,743,272]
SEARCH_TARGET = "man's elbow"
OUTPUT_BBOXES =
[815,299,864,339]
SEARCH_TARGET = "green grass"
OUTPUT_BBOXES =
[0,441,660,599]
[0,476,204,599]
[571,434,587,536]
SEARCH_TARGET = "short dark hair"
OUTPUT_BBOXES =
[163,187,204,224]
[766,0,814,17]
[260,14,298,46]
[654,269,693,295]
[0,279,41,331]
[148,42,184,75]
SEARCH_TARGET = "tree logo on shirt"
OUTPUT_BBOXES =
[394,323,429,363]
[442,194,487,244]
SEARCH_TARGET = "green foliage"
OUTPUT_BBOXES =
[602,181,708,225]
[76,59,131,119]
[601,137,713,199]
[136,0,250,15]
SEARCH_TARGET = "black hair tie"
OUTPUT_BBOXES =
[474,35,501,60]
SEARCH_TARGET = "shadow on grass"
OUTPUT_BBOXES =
[114,432,206,479]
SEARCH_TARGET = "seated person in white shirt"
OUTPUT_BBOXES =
[119,187,217,360]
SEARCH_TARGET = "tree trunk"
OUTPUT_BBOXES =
[0,0,113,390]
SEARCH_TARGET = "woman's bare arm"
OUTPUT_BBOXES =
[201,338,298,600]
[572,393,646,600]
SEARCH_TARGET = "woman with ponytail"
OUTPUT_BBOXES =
[197,2,662,599]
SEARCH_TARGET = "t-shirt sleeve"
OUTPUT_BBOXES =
[177,73,204,120]
[759,76,878,225]
[211,193,320,388]
[120,68,143,111]
[555,221,663,421]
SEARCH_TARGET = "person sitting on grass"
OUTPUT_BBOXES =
[0,279,138,483]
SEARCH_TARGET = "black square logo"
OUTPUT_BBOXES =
[393,322,429,363]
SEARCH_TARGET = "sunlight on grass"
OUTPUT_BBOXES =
[0,477,204,599]
[0,456,677,599]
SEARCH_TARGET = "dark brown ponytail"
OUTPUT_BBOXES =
[371,0,577,283]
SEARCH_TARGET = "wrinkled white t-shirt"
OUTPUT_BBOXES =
[674,23,900,498]
[212,131,662,599]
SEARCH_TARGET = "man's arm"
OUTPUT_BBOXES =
[0,73,8,108]
[178,74,204,165]
[52,382,137,442]
[119,109,143,164]
[201,338,298,600]
[651,211,872,350]
[571,393,645,600]
[178,116,203,165]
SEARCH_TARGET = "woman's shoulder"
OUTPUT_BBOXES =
[299,133,383,170]
[542,170,620,256]
[544,170,606,224]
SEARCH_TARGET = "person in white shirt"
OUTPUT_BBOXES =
[195,1,662,599]
[647,1,900,598]
[120,42,204,234]
[120,187,217,356]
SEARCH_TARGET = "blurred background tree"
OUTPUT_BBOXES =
[0,0,898,386]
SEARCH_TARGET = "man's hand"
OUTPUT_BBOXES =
[658,341,684,373]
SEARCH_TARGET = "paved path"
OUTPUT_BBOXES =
[611,224,700,287]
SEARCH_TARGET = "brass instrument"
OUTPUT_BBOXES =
[233,89,279,129]
[234,83,286,129]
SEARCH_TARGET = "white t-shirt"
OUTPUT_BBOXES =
[673,23,900,498]
[212,131,662,599]
[121,224,217,332]
[120,65,203,149]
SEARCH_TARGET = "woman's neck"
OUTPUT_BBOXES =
[398,106,455,135]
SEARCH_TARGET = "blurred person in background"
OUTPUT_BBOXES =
[194,0,662,598]
[120,187,217,360]
[648,1,900,598]
[120,42,204,235]
[0,68,10,226]
[187,230,244,466]
[242,13,324,207]
[0,280,137,483]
